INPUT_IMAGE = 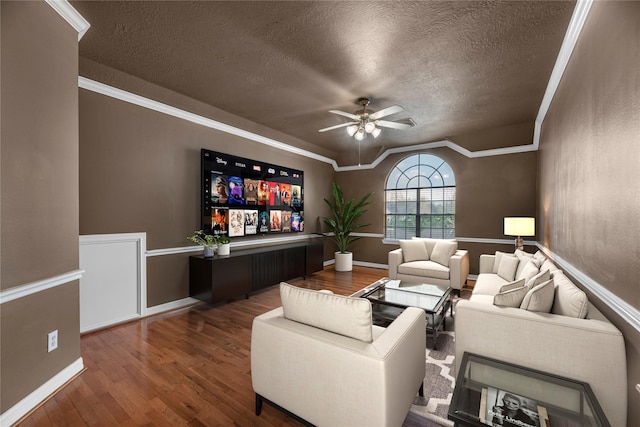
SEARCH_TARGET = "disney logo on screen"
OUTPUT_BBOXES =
[215,157,227,165]
[268,168,276,174]
[235,162,246,168]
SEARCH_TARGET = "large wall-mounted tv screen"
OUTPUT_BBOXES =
[201,149,303,237]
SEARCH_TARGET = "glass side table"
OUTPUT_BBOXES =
[448,352,610,427]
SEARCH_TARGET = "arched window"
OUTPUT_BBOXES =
[385,154,456,240]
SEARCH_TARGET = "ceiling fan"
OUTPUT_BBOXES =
[319,97,416,140]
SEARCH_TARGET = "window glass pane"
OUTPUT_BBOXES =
[439,163,456,186]
[385,154,456,239]
[430,229,445,239]
[386,169,403,189]
[396,156,419,172]
[443,200,455,214]
[396,174,409,189]
[443,228,456,239]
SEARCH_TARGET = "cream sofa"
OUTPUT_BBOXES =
[388,238,469,290]
[251,283,426,427]
[455,250,627,427]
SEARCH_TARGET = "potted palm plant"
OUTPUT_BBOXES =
[323,182,374,271]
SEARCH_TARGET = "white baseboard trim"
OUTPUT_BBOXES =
[0,357,84,427]
[145,297,201,317]
[353,260,387,269]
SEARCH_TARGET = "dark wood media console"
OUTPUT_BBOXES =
[189,240,323,305]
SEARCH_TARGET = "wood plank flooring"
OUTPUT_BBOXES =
[16,266,442,427]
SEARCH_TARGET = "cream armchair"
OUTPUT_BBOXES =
[388,238,469,290]
[251,283,426,427]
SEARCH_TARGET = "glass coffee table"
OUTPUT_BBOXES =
[359,277,452,349]
[449,352,610,427]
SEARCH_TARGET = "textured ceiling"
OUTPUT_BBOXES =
[71,1,576,162]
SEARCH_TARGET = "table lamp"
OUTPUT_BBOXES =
[504,217,535,251]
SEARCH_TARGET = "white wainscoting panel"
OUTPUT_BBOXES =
[79,233,147,333]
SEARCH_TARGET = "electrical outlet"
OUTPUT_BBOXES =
[636,384,640,395]
[48,330,58,352]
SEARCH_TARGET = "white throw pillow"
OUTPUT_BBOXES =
[520,279,555,312]
[280,282,373,342]
[515,250,535,279]
[494,285,529,308]
[498,278,526,293]
[526,269,551,290]
[516,259,540,282]
[493,251,516,274]
[398,239,429,262]
[430,240,458,267]
[497,255,520,282]
[551,272,589,319]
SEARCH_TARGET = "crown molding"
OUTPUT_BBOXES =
[533,0,594,149]
[77,1,592,170]
[45,0,90,40]
[78,77,340,170]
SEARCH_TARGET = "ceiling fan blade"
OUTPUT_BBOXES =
[369,105,404,120]
[329,110,360,120]
[375,118,416,130]
[318,121,358,132]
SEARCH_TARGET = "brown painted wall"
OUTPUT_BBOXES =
[78,63,335,307]
[538,1,640,424]
[334,147,538,271]
[1,1,81,412]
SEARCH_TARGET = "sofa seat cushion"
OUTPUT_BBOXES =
[472,273,508,296]
[469,294,495,304]
[398,260,450,280]
[279,282,373,342]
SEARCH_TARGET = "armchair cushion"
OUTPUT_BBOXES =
[398,239,429,262]
[398,260,450,280]
[280,282,373,342]
[430,240,458,267]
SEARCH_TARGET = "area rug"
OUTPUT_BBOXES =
[410,289,471,426]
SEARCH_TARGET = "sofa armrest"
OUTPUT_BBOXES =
[448,250,469,290]
[479,254,496,274]
[455,300,627,427]
[388,248,403,279]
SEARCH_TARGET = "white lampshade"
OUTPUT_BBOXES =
[372,127,382,138]
[364,122,376,133]
[354,128,365,141]
[504,217,535,237]
[346,125,358,136]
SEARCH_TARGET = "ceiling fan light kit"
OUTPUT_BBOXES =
[318,97,416,141]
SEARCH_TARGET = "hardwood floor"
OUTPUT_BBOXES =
[16,266,442,427]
